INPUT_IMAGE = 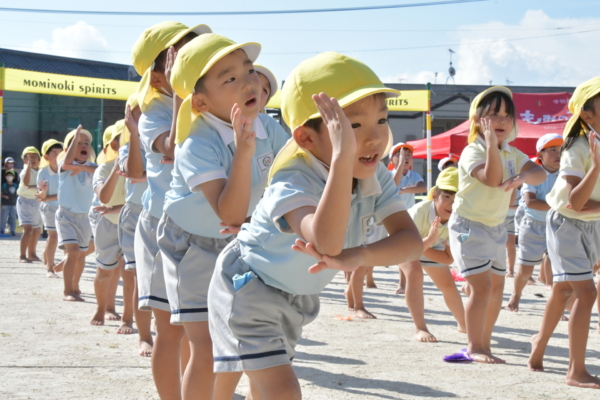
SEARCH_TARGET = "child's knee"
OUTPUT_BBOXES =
[95,268,113,281]
[577,285,597,305]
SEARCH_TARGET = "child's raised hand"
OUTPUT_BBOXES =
[427,217,441,243]
[589,131,600,170]
[312,93,356,158]
[231,103,256,156]
[124,105,138,136]
[479,117,498,148]
[38,180,48,193]
[163,46,176,94]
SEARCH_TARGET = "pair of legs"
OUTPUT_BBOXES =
[463,270,505,363]
[214,365,301,400]
[19,224,41,263]
[0,205,16,235]
[43,230,58,278]
[116,265,137,334]
[131,271,153,356]
[344,266,376,319]
[90,258,126,325]
[529,279,600,388]
[399,260,466,342]
[505,233,516,277]
[151,308,192,400]
[62,241,93,301]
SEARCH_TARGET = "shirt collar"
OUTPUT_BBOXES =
[475,135,511,152]
[303,151,382,198]
[202,112,267,145]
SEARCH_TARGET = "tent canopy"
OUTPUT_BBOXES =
[408,92,573,159]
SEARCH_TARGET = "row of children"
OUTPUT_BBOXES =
[20,18,600,398]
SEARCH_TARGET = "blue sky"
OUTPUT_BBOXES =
[0,1,599,87]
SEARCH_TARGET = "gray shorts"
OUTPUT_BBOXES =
[16,197,41,228]
[157,214,233,325]
[420,242,447,268]
[89,210,121,270]
[517,215,547,266]
[40,203,58,231]
[449,213,508,277]
[134,208,169,311]
[514,206,525,233]
[547,209,600,282]
[118,203,142,271]
[56,207,93,251]
[208,240,320,373]
[504,211,516,235]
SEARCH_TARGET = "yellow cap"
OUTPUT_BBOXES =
[40,139,63,168]
[563,77,600,137]
[171,34,261,144]
[468,86,518,144]
[98,120,125,164]
[269,52,400,183]
[427,166,459,200]
[132,21,212,113]
[21,146,41,160]
[254,64,278,103]
[60,128,96,164]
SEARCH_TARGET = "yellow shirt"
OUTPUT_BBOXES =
[16,168,39,199]
[453,137,529,227]
[408,199,448,246]
[546,135,600,222]
[96,160,126,224]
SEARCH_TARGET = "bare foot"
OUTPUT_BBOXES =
[117,320,134,334]
[90,310,105,326]
[415,329,437,343]
[28,255,42,263]
[105,309,121,321]
[352,308,376,319]
[19,256,31,263]
[528,334,544,372]
[73,288,81,295]
[527,277,537,285]
[566,371,600,389]
[561,314,569,322]
[395,286,406,295]
[506,293,520,312]
[63,292,85,302]
[545,284,552,291]
[53,260,64,273]
[469,351,505,364]
[138,340,153,357]
[457,324,467,334]
[46,270,58,278]
[505,271,514,278]
[366,279,377,289]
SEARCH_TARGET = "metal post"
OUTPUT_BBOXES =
[426,82,432,191]
[97,98,104,154]
[0,63,4,167]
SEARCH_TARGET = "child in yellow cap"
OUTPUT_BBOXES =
[56,127,97,302]
[448,86,546,364]
[131,21,211,398]
[529,77,600,389]
[17,146,42,263]
[207,52,422,399]
[159,33,290,399]
[506,133,563,313]
[399,167,466,342]
[117,94,153,357]
[36,139,64,277]
[88,122,130,333]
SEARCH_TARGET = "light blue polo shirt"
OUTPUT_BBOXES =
[138,93,173,219]
[37,166,59,207]
[523,169,558,222]
[118,143,148,207]
[164,112,289,238]
[58,160,96,214]
[391,169,424,208]
[237,153,406,295]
